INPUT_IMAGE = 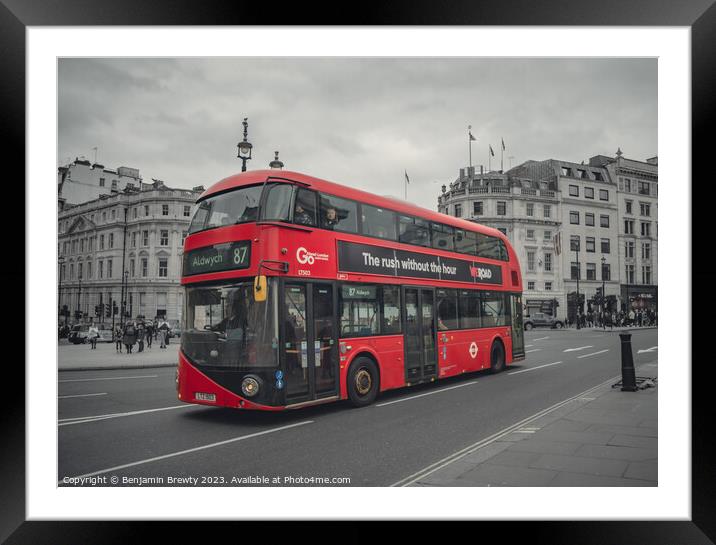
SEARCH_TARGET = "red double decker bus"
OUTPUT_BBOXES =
[178,170,525,410]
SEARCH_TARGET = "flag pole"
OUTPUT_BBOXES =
[501,139,504,172]
[468,125,472,169]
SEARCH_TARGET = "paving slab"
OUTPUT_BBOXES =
[458,464,558,487]
[529,453,629,477]
[573,444,656,462]
[623,460,658,482]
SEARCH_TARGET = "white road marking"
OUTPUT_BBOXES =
[525,349,542,353]
[58,375,159,383]
[58,404,195,426]
[58,393,107,399]
[524,344,534,348]
[533,336,550,341]
[59,421,314,484]
[637,346,658,354]
[391,374,622,487]
[376,381,478,407]
[563,346,593,353]
[577,349,610,359]
[508,361,563,375]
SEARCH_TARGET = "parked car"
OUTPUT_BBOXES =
[523,312,564,330]
[68,325,89,344]
[97,327,114,343]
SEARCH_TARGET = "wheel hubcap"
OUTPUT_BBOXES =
[355,369,372,395]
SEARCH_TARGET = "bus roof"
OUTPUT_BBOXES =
[200,170,510,243]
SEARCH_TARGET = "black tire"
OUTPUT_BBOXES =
[347,357,380,407]
[554,321,563,329]
[490,340,506,374]
[524,322,533,331]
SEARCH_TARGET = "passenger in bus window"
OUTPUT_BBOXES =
[294,203,313,226]
[323,206,339,229]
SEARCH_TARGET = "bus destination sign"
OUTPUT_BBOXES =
[337,241,502,284]
[183,240,251,276]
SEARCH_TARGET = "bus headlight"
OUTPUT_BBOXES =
[241,376,260,398]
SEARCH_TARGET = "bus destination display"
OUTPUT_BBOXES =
[183,240,251,276]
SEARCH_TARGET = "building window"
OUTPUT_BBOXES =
[569,185,579,197]
[600,215,610,228]
[561,167,572,177]
[625,220,634,235]
[99,234,105,250]
[111,180,118,191]
[454,203,462,217]
[87,262,92,279]
[141,258,148,277]
[586,263,596,280]
[77,263,83,280]
[642,266,652,284]
[545,282,552,291]
[526,203,534,217]
[585,213,595,226]
[570,235,580,252]
[160,230,169,246]
[638,181,650,195]
[571,262,581,280]
[570,211,579,224]
[641,222,651,237]
[601,238,611,254]
[142,230,149,246]
[99,178,105,187]
[109,233,114,248]
[139,292,146,315]
[156,292,167,319]
[624,178,632,192]
[133,207,138,219]
[642,242,651,259]
[130,259,135,277]
[599,189,609,201]
[577,169,588,179]
[544,230,552,241]
[107,259,113,278]
[132,232,137,247]
[102,212,106,222]
[640,203,651,216]
[526,229,535,240]
[543,204,551,218]
[626,264,635,284]
[585,187,594,199]
[98,261,103,279]
[497,202,506,216]
[527,251,535,271]
[594,172,604,181]
[111,209,116,220]
[602,263,611,281]
[473,201,483,216]
[145,205,150,216]
[625,241,635,258]
[544,253,552,272]
[183,205,191,217]
[527,281,535,291]
[625,200,633,214]
[80,239,84,252]
[162,204,169,216]
[158,258,168,277]
[586,237,595,253]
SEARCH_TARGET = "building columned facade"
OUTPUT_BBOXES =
[58,180,203,326]
[437,151,657,321]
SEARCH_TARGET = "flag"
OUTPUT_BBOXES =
[469,131,476,141]
[405,170,410,184]
[489,145,495,157]
[501,138,505,151]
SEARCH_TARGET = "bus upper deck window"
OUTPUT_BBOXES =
[294,188,317,227]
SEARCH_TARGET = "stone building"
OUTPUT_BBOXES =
[58,158,144,211]
[58,180,203,326]
[437,151,656,321]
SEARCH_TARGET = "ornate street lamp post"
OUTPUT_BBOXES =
[601,256,607,330]
[58,256,66,325]
[237,118,253,172]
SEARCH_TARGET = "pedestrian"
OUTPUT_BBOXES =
[145,321,154,349]
[114,324,123,353]
[88,323,99,349]
[158,320,170,349]
[123,321,137,354]
[137,321,145,352]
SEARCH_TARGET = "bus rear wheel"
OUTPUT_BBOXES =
[347,357,379,407]
[490,341,506,374]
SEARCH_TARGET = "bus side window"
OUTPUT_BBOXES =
[319,194,358,233]
[294,188,317,227]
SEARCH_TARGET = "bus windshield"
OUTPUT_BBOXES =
[182,281,277,369]
[189,185,263,233]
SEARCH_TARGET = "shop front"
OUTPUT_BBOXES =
[620,285,658,312]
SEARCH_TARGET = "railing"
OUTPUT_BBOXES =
[520,188,537,196]
[469,187,489,194]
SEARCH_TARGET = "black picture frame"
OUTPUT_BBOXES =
[6,1,713,543]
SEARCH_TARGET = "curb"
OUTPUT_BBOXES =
[58,363,177,372]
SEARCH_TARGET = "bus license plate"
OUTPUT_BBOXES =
[195,392,216,402]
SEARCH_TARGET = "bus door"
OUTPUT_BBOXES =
[402,287,437,383]
[510,293,525,358]
[281,282,339,405]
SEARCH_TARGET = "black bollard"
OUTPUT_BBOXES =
[619,333,637,391]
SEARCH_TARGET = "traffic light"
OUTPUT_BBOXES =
[112,302,118,316]
[61,304,69,317]
[595,287,603,303]
[94,305,101,317]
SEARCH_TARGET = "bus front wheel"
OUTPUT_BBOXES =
[490,341,506,374]
[347,357,379,407]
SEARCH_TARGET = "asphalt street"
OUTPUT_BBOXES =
[58,328,658,487]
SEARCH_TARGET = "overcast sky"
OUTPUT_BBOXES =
[58,57,657,211]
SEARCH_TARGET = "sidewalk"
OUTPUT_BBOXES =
[58,341,180,372]
[410,360,658,487]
